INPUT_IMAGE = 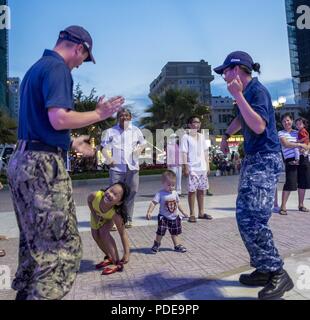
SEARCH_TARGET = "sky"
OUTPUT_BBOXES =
[8,0,295,117]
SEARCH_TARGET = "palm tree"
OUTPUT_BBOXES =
[141,88,211,131]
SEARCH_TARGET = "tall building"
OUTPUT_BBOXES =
[150,60,214,105]
[7,77,20,119]
[0,0,9,114]
[286,0,310,107]
[210,96,235,135]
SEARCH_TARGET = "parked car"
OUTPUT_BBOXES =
[0,144,15,173]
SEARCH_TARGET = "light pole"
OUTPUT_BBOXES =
[272,96,287,109]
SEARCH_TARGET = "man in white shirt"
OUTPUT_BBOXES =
[181,116,213,223]
[101,108,146,228]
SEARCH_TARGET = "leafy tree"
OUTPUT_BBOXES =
[298,108,310,129]
[72,84,117,146]
[0,110,17,144]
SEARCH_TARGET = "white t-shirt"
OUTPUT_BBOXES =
[278,130,298,160]
[101,124,146,172]
[181,133,209,174]
[153,190,180,220]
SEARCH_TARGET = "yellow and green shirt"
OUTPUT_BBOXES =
[90,190,116,230]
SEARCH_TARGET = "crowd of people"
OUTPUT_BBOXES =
[212,151,242,176]
[1,25,309,301]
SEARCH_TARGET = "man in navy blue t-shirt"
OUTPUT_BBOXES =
[215,51,294,300]
[7,26,124,300]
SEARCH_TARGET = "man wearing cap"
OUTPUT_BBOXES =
[215,51,294,300]
[7,26,124,300]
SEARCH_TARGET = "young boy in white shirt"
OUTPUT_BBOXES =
[146,171,189,253]
[181,116,213,223]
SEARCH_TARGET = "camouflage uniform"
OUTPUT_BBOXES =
[236,152,284,273]
[7,142,82,300]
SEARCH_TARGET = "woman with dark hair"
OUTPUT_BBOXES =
[278,114,310,215]
[87,182,131,275]
[216,51,293,300]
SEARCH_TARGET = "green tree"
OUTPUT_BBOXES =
[298,108,310,127]
[0,110,17,144]
[141,88,212,131]
[72,84,117,146]
[274,111,283,131]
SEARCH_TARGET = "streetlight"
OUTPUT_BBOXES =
[272,96,287,109]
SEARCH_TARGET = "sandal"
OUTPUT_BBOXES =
[198,214,213,220]
[101,263,124,275]
[279,209,288,216]
[299,206,310,212]
[110,224,117,232]
[125,221,133,229]
[0,249,6,257]
[188,216,197,223]
[175,244,187,253]
[95,256,113,269]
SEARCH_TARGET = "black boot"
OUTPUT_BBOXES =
[258,269,294,300]
[239,270,271,286]
[15,290,28,300]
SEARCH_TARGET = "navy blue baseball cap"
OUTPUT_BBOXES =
[59,26,96,64]
[214,51,254,75]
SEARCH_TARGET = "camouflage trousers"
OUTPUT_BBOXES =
[7,144,82,300]
[236,152,284,273]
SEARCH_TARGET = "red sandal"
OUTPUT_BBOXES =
[101,263,124,275]
[95,256,113,270]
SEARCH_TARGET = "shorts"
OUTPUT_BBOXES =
[156,215,182,236]
[188,172,209,192]
[283,156,310,191]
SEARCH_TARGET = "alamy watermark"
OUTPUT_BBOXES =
[296,264,310,291]
[0,5,11,30]
[0,265,11,290]
[297,5,310,30]
[100,127,211,166]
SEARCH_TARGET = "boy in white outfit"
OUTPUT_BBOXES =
[146,171,189,253]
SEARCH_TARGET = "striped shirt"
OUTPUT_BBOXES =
[278,130,298,160]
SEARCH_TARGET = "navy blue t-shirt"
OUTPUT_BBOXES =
[238,78,281,155]
[18,50,74,151]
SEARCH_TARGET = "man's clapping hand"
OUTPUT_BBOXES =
[96,96,125,120]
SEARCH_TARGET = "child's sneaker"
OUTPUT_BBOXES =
[174,244,187,253]
[151,241,160,254]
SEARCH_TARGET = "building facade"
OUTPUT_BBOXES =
[0,0,9,114]
[286,0,310,107]
[7,77,20,119]
[275,103,303,121]
[210,96,235,135]
[150,60,214,105]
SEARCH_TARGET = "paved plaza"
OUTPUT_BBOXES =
[1,174,310,300]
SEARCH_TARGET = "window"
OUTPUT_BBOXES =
[187,67,194,74]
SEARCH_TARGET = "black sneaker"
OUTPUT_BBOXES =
[258,269,294,300]
[239,270,271,286]
[151,241,160,254]
[174,244,187,253]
